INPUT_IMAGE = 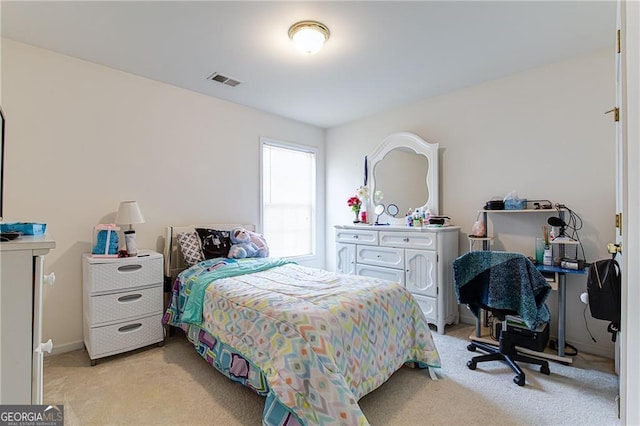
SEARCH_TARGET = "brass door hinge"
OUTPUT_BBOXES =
[605,107,620,122]
[608,242,622,255]
[616,212,622,235]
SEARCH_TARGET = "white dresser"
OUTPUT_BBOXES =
[335,225,460,334]
[82,250,164,365]
[0,235,56,404]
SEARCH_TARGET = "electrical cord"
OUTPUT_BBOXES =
[548,339,578,356]
[554,203,587,262]
[583,303,597,343]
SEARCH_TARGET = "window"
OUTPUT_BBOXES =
[261,139,316,258]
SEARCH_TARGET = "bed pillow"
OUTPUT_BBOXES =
[176,231,204,267]
[195,228,232,260]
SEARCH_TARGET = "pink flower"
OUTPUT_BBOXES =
[347,196,361,212]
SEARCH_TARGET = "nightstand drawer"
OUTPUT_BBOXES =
[83,255,163,294]
[87,285,163,325]
[84,313,163,359]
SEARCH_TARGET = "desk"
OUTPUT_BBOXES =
[470,264,586,363]
[536,265,586,358]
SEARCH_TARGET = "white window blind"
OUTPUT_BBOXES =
[262,141,316,258]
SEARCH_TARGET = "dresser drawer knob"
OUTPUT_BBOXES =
[118,294,142,303]
[403,237,410,242]
[118,264,143,272]
[118,323,142,333]
[353,235,359,239]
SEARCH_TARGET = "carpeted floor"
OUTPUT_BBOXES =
[44,324,620,425]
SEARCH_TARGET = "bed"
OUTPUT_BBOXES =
[162,224,441,426]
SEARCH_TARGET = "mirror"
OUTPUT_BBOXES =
[374,204,385,225]
[368,132,438,224]
[374,149,428,214]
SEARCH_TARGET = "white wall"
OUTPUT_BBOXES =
[2,39,324,352]
[326,48,617,358]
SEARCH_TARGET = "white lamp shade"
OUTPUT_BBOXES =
[115,201,145,225]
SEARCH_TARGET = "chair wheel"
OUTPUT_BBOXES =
[514,375,525,386]
[467,344,477,352]
[467,360,476,370]
[540,365,551,375]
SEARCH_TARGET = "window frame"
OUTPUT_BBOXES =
[260,137,318,263]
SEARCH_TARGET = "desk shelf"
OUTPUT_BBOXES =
[471,204,584,359]
[480,208,562,213]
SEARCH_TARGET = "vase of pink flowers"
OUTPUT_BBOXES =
[347,196,362,223]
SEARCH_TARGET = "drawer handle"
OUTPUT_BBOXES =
[118,264,143,272]
[118,323,142,333]
[353,235,359,239]
[403,237,410,242]
[118,294,142,303]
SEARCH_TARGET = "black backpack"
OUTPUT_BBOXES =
[586,259,621,341]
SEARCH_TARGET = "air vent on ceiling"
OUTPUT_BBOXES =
[207,72,242,87]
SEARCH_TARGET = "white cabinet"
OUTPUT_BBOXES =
[0,235,55,404]
[336,243,356,275]
[335,225,459,334]
[82,250,164,365]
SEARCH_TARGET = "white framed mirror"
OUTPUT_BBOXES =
[368,132,438,224]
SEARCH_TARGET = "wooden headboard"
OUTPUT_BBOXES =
[163,223,256,284]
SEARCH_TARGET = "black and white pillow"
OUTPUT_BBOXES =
[176,231,204,267]
[195,228,232,260]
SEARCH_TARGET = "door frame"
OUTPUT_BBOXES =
[621,1,639,423]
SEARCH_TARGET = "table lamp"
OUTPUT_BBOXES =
[115,201,145,256]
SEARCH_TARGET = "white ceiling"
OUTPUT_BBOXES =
[1,1,616,128]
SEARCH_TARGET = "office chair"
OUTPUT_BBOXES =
[453,251,552,386]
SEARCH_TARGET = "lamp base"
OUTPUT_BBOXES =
[124,230,138,256]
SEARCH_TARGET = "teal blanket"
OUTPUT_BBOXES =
[453,251,551,329]
[182,257,294,324]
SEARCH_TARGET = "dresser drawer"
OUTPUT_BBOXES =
[335,228,378,246]
[356,263,405,286]
[84,313,163,359]
[413,293,437,322]
[86,285,163,325]
[83,255,163,294]
[357,245,404,269]
[379,231,436,250]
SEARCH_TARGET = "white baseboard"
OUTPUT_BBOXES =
[458,305,477,325]
[45,340,84,357]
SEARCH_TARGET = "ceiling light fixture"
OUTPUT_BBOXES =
[288,20,330,55]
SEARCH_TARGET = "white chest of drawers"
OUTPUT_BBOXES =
[0,235,55,404]
[82,250,164,364]
[335,225,460,334]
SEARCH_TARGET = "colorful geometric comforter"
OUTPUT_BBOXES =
[163,258,441,425]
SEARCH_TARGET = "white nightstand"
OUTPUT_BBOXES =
[82,250,164,365]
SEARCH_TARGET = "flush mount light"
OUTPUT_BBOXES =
[288,20,330,55]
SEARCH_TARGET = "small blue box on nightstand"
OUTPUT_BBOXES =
[0,222,46,235]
